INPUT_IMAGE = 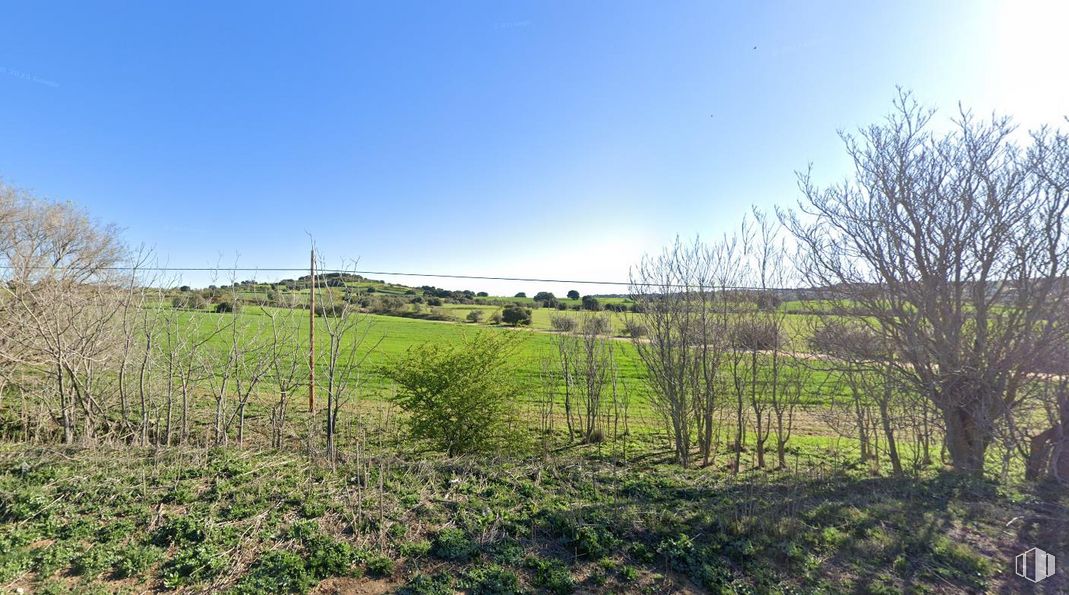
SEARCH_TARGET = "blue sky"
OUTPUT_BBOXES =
[2,1,1066,294]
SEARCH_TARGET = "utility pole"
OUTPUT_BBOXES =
[309,247,315,413]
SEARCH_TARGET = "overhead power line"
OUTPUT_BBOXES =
[0,264,806,291]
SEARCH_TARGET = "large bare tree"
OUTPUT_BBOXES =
[783,92,1069,475]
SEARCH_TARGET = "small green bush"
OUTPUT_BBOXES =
[466,310,485,323]
[383,332,523,456]
[501,304,532,326]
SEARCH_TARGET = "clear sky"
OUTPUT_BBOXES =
[2,1,1067,295]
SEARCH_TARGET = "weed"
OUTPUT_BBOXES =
[433,527,478,562]
[161,542,226,588]
[459,564,523,594]
[526,556,574,594]
[237,549,311,594]
[365,552,395,577]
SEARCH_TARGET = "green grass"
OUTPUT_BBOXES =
[1,443,1062,593]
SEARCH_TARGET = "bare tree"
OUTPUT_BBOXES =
[263,305,305,449]
[316,258,379,461]
[630,237,703,467]
[783,92,1069,475]
[0,188,126,444]
[630,233,742,468]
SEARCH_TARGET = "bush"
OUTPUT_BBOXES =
[466,310,484,323]
[500,304,532,326]
[730,319,784,351]
[623,320,647,338]
[550,315,577,333]
[533,291,556,302]
[215,301,239,314]
[581,316,610,336]
[383,333,522,455]
[514,292,526,298]
[581,295,601,311]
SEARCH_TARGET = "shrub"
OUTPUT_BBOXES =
[550,315,576,333]
[466,310,484,323]
[623,319,647,338]
[383,333,523,455]
[476,291,489,297]
[501,304,531,326]
[514,292,526,298]
[215,300,239,314]
[581,316,610,336]
[730,319,783,351]
[581,295,601,311]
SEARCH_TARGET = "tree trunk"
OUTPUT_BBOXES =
[942,406,989,475]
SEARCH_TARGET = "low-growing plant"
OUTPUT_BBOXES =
[459,564,522,594]
[400,539,432,558]
[161,542,227,588]
[365,552,395,577]
[400,572,455,595]
[237,549,311,594]
[305,536,363,579]
[113,544,164,579]
[72,545,118,577]
[526,556,575,594]
[433,527,478,562]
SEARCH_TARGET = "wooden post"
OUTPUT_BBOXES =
[309,248,315,412]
